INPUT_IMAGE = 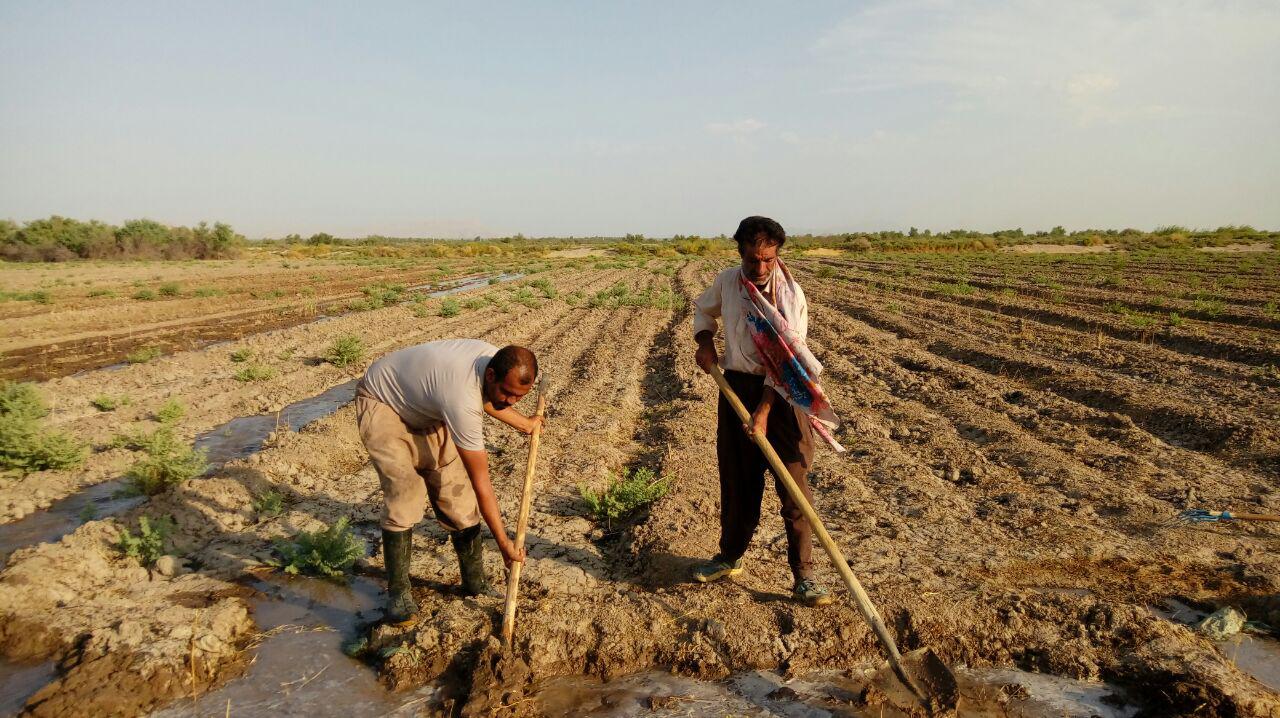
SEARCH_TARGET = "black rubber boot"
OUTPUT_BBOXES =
[382,528,418,624]
[450,524,500,598]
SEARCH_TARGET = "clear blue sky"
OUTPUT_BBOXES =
[2,1,1278,238]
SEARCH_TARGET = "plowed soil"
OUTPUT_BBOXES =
[0,249,1277,717]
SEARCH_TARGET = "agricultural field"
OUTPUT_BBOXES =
[0,245,1277,716]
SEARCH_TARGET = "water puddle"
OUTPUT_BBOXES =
[409,272,522,295]
[534,665,1135,717]
[192,380,358,465]
[151,572,433,717]
[1149,598,1280,692]
[0,479,140,564]
[0,658,56,718]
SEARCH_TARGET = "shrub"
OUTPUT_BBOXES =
[815,265,835,279]
[579,466,671,527]
[91,394,129,411]
[124,430,208,495]
[229,348,253,363]
[271,516,365,579]
[529,278,557,299]
[158,282,181,297]
[133,289,156,301]
[326,335,365,367]
[87,288,116,298]
[192,287,222,297]
[234,363,275,382]
[252,489,285,518]
[116,515,175,566]
[154,399,184,424]
[438,298,461,317]
[125,346,163,364]
[0,382,86,474]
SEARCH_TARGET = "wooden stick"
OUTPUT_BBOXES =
[1234,513,1280,522]
[709,366,927,701]
[501,391,547,648]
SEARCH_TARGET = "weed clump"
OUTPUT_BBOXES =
[438,298,462,317]
[125,346,163,364]
[271,516,365,580]
[132,289,156,301]
[229,348,253,363]
[234,363,275,382]
[579,466,671,527]
[158,282,181,297]
[90,394,129,412]
[326,335,365,367]
[153,399,185,424]
[252,489,285,518]
[0,381,87,474]
[116,515,176,566]
[124,429,208,495]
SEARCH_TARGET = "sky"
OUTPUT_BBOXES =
[2,1,1278,238]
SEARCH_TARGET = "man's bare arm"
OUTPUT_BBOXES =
[457,447,524,567]
[694,330,717,373]
[483,403,543,435]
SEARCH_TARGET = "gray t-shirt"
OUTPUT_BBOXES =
[360,339,497,451]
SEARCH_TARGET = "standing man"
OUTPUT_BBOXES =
[691,216,843,607]
[356,339,543,624]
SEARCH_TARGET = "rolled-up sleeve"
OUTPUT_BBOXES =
[692,271,723,338]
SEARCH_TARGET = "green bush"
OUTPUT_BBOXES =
[327,335,365,367]
[124,430,208,495]
[133,289,156,301]
[234,363,275,382]
[579,466,671,527]
[252,489,285,518]
[438,298,461,317]
[91,394,129,412]
[87,288,116,298]
[229,348,253,363]
[158,282,181,297]
[0,382,87,474]
[125,346,163,364]
[116,515,176,566]
[271,516,365,579]
[154,399,184,424]
[192,286,222,297]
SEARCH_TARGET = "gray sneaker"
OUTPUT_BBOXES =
[793,578,833,607]
[691,556,744,583]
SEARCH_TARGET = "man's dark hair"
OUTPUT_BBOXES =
[733,216,786,250]
[488,345,538,384]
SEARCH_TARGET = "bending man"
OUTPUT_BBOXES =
[356,339,542,623]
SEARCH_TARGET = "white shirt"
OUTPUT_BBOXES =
[693,267,809,375]
[361,339,497,451]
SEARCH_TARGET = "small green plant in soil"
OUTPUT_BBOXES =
[116,515,176,566]
[125,346,163,364]
[579,466,671,527]
[0,381,87,475]
[271,516,365,580]
[158,282,181,297]
[326,335,365,367]
[438,298,462,317]
[132,288,157,301]
[192,286,223,297]
[252,489,285,518]
[87,288,117,298]
[124,430,208,496]
[91,394,130,412]
[153,399,185,424]
[234,363,275,382]
[229,348,253,363]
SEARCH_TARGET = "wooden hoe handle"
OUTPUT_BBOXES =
[501,392,547,648]
[709,365,925,701]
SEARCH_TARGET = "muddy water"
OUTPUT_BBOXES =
[409,271,523,295]
[152,574,435,717]
[0,658,56,718]
[535,665,1136,718]
[192,380,359,465]
[0,479,141,564]
[1152,599,1280,692]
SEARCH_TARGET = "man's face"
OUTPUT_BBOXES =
[484,368,532,409]
[740,239,779,285]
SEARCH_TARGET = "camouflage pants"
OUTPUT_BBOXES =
[356,385,479,532]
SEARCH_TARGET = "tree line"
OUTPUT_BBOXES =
[0,216,245,261]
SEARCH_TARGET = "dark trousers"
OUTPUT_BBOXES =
[716,370,816,579]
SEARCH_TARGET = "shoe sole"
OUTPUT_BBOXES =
[694,566,744,583]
